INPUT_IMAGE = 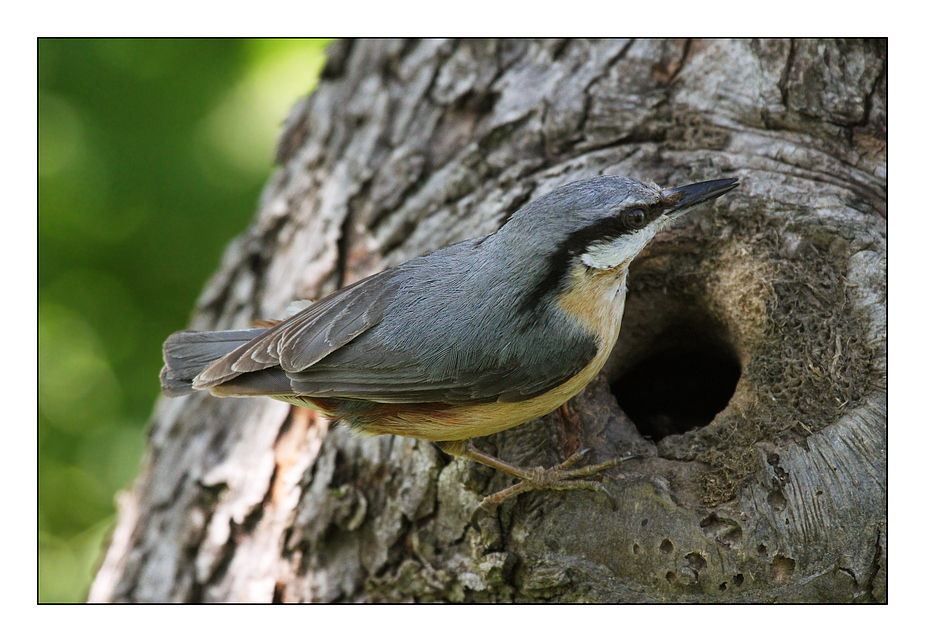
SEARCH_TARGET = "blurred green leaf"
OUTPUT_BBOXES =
[39,301,122,435]
[39,519,117,603]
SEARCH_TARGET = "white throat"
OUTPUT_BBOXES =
[580,227,657,270]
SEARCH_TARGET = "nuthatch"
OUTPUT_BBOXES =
[162,175,738,511]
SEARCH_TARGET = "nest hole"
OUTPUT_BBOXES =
[611,322,741,442]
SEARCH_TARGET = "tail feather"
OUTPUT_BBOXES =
[160,329,265,397]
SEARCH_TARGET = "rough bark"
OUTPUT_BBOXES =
[91,38,886,603]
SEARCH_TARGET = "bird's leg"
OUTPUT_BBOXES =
[437,439,637,513]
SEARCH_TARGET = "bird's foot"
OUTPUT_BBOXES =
[476,448,628,513]
[436,440,638,517]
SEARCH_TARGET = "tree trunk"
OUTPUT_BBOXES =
[90,38,886,603]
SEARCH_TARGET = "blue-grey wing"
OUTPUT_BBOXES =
[197,243,597,404]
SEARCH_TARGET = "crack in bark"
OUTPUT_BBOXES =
[576,38,635,142]
[779,38,796,111]
[859,55,886,132]
[865,525,884,601]
[667,38,692,86]
[334,181,364,289]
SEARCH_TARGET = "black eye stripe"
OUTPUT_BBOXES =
[517,204,664,314]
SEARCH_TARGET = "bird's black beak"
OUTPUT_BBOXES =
[661,178,739,217]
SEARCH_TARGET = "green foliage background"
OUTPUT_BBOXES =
[38,38,331,602]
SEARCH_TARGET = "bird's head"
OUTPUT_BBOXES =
[504,175,739,313]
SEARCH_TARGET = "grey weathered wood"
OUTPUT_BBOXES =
[91,38,885,603]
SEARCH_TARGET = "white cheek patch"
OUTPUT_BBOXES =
[580,227,657,269]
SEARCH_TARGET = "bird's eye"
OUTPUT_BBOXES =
[624,208,647,228]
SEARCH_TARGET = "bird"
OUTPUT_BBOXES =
[161,174,739,511]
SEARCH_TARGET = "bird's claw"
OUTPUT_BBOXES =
[472,451,638,516]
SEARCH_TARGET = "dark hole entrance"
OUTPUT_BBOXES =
[611,326,741,442]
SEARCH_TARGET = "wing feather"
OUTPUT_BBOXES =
[194,271,397,387]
